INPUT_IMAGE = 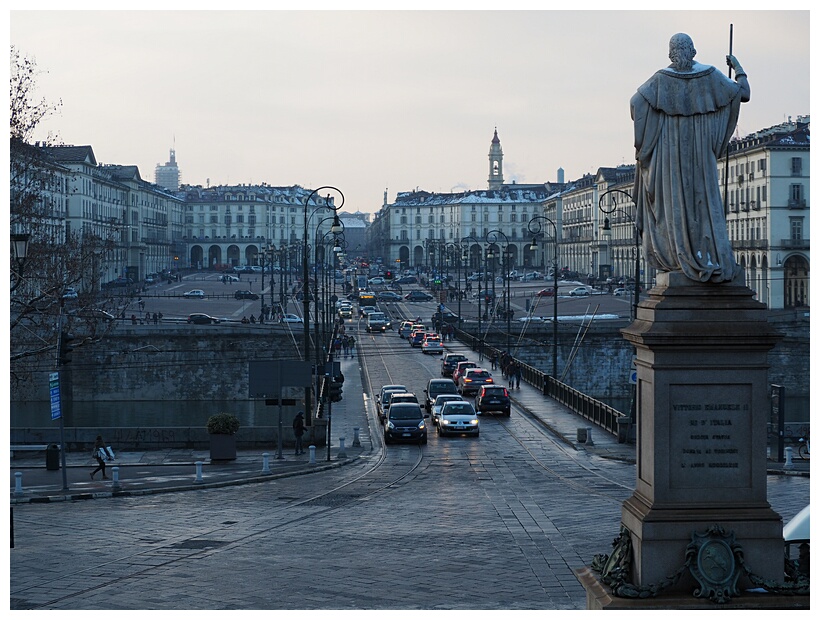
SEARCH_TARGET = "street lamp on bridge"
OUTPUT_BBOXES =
[528,215,559,379]
[303,187,344,422]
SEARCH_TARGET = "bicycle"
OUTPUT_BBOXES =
[797,437,810,460]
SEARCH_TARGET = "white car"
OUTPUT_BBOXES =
[438,400,480,437]
[280,313,303,323]
[522,271,543,281]
[613,288,627,296]
[368,277,385,285]
[183,289,205,299]
[568,287,590,297]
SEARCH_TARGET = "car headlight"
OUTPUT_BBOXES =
[386,421,395,430]
[418,421,426,430]
[441,418,450,425]
[469,419,479,425]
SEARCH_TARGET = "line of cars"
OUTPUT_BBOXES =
[400,321,446,354]
[375,350,512,444]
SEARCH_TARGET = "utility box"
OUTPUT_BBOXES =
[46,444,60,471]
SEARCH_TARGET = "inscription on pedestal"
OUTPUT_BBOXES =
[669,384,752,489]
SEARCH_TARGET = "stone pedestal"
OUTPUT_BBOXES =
[614,272,784,593]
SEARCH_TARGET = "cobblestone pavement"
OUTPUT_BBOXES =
[10,340,810,610]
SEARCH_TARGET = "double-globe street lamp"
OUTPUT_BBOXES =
[528,215,559,379]
[460,235,484,359]
[485,229,512,353]
[598,188,641,321]
[303,187,344,422]
[260,243,275,321]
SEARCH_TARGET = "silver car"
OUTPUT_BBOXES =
[438,400,480,437]
[431,394,466,426]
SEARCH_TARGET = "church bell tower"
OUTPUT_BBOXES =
[488,128,504,190]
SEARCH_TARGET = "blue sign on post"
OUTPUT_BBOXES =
[49,371,61,420]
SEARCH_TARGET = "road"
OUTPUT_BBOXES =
[108,271,637,326]
[9,295,810,610]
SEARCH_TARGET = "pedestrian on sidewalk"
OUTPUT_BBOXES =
[90,435,109,480]
[490,353,498,370]
[293,411,305,455]
[513,362,522,389]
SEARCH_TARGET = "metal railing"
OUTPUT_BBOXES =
[458,329,628,438]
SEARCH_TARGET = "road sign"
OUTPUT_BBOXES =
[49,372,61,420]
[629,370,637,385]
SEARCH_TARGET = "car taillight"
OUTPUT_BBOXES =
[486,378,493,383]
[464,378,472,382]
[503,388,508,396]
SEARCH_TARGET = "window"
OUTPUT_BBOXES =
[789,184,805,207]
[790,218,803,241]
[791,157,803,176]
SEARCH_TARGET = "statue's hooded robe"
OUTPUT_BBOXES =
[631,65,742,283]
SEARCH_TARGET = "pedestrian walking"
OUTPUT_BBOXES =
[292,411,305,455]
[153,312,158,325]
[90,435,109,480]
[348,335,356,358]
[490,353,498,370]
[514,362,522,389]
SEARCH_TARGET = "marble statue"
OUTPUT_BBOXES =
[632,33,750,283]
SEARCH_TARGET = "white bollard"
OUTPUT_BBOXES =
[309,445,316,464]
[194,461,204,483]
[784,446,794,470]
[338,437,347,459]
[111,466,121,491]
[14,472,24,497]
[352,427,361,447]
[262,452,271,474]
[585,427,595,446]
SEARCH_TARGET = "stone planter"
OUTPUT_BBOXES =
[209,433,237,461]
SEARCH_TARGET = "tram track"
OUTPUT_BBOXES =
[15,314,427,610]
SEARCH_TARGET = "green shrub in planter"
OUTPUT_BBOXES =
[206,412,240,435]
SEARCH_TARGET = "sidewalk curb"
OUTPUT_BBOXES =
[11,453,364,505]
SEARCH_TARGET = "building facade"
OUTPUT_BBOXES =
[15,120,808,310]
[369,123,809,309]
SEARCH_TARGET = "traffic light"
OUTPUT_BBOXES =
[385,270,393,280]
[328,380,343,402]
[59,331,75,365]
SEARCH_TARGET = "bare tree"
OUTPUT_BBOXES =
[10,46,119,388]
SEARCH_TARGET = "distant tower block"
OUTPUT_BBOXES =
[155,147,180,191]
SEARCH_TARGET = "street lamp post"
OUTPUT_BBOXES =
[260,243,273,320]
[528,216,559,379]
[598,189,641,320]
[461,235,482,358]
[303,187,344,424]
[11,233,30,293]
[598,188,641,427]
[486,230,511,353]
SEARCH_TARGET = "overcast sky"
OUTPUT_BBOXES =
[9,5,811,215]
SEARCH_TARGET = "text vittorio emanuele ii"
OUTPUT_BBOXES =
[673,403,746,468]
